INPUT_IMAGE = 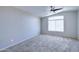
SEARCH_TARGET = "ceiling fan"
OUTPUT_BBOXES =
[50,6,63,12]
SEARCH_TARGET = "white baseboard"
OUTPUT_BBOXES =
[0,35,39,51]
[77,36,79,40]
[42,33,77,39]
[0,39,27,51]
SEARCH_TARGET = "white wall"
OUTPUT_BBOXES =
[41,11,77,39]
[77,11,79,39]
[0,7,40,50]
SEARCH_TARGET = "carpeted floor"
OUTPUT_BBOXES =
[1,35,79,52]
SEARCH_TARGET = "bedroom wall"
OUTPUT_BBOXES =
[77,10,79,40]
[0,7,40,50]
[41,11,77,39]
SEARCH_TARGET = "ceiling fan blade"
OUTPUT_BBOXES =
[51,8,62,12]
[55,8,62,11]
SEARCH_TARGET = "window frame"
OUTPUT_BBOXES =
[48,16,64,32]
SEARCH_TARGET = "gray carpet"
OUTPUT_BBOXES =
[1,35,79,52]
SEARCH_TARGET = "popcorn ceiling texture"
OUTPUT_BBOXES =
[1,35,79,52]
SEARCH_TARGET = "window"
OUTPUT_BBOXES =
[48,16,64,32]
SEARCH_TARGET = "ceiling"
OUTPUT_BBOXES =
[15,6,79,17]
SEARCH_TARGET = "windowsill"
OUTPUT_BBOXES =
[48,31,64,33]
